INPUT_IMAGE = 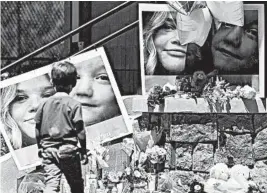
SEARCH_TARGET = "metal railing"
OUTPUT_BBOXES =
[1,1,137,73]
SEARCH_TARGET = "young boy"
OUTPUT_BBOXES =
[35,61,87,193]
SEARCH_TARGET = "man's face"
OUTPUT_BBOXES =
[211,22,258,73]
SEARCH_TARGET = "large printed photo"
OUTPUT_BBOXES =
[0,47,132,170]
[139,3,265,97]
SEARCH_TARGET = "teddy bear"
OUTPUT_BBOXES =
[224,164,257,193]
[204,163,230,193]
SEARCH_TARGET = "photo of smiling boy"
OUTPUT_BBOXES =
[70,56,120,127]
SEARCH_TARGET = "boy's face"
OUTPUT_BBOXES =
[10,75,54,146]
[70,56,120,127]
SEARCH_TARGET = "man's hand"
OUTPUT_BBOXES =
[81,153,88,165]
[38,149,44,158]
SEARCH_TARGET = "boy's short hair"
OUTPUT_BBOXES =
[51,61,77,92]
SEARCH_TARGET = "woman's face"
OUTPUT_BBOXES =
[153,13,187,73]
[70,57,120,127]
[211,22,258,73]
[10,75,54,146]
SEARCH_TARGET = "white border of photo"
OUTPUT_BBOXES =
[138,3,265,98]
[0,47,133,170]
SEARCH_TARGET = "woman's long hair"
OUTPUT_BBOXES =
[143,12,169,75]
[1,85,22,149]
[143,12,208,75]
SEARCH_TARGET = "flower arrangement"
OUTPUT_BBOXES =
[124,167,149,185]
[103,171,123,185]
[147,85,169,111]
[101,162,149,192]
[147,70,257,113]
[145,145,167,164]
[202,78,257,112]
[175,76,192,92]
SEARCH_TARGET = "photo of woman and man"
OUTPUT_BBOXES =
[140,2,264,95]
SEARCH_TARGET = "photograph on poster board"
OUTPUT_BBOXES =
[0,47,132,170]
[139,3,265,97]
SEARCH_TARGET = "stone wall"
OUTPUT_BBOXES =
[137,113,267,190]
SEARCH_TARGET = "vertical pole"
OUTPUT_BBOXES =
[17,1,21,57]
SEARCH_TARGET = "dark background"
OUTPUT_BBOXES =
[1,1,266,97]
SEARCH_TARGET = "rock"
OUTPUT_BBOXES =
[217,114,253,133]
[217,134,254,166]
[170,123,217,142]
[214,148,229,165]
[161,114,171,142]
[172,114,216,125]
[160,113,171,131]
[193,144,214,172]
[250,161,267,193]
[168,171,195,193]
[254,113,267,133]
[164,143,174,169]
[253,128,267,160]
[150,113,160,125]
[175,143,193,170]
[193,173,209,184]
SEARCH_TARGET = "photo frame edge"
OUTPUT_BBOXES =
[97,47,133,138]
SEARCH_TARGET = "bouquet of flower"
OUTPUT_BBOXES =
[191,71,208,95]
[147,85,165,108]
[103,171,123,185]
[145,145,167,164]
[175,76,192,92]
[239,85,257,99]
[147,84,178,108]
[202,79,229,112]
[202,77,257,112]
[123,167,149,185]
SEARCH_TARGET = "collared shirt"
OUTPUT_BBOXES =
[35,92,84,149]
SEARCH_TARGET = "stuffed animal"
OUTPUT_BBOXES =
[209,163,230,181]
[204,163,258,193]
[204,163,230,193]
[227,165,251,192]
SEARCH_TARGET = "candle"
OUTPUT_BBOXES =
[147,173,156,191]
[111,186,118,193]
[117,183,123,193]
[216,76,219,82]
